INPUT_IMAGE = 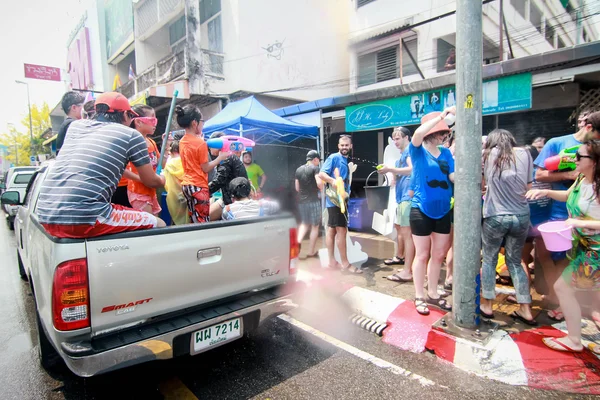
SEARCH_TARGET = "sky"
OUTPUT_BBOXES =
[0,0,86,134]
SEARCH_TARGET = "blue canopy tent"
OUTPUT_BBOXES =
[202,96,319,146]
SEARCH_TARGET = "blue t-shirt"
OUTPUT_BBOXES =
[409,143,455,219]
[533,134,581,220]
[321,152,349,208]
[395,148,411,203]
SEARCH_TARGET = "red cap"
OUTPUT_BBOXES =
[421,111,450,136]
[95,92,138,116]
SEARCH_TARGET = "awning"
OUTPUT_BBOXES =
[349,18,413,45]
[147,80,190,99]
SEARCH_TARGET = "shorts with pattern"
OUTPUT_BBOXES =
[182,185,210,223]
[41,204,157,239]
[127,191,161,215]
[395,201,411,227]
[298,201,321,226]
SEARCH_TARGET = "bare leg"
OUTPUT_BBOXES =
[336,227,350,267]
[297,223,308,244]
[553,276,584,350]
[535,238,562,305]
[209,202,223,221]
[412,235,432,299]
[326,227,339,268]
[521,241,534,283]
[396,225,405,259]
[399,226,414,279]
[427,233,451,299]
[308,225,319,255]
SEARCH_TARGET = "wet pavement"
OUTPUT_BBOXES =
[0,220,597,399]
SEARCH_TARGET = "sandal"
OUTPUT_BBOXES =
[306,252,319,258]
[384,257,404,266]
[426,296,452,311]
[415,298,430,316]
[386,274,413,283]
[480,310,494,319]
[443,282,453,291]
[542,337,583,353]
[511,311,537,326]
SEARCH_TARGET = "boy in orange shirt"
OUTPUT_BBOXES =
[127,104,162,215]
[175,105,227,223]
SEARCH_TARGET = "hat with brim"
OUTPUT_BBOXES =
[421,111,450,136]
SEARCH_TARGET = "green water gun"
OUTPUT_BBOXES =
[543,145,581,171]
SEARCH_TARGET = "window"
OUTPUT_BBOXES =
[208,15,223,52]
[14,173,33,185]
[510,0,526,19]
[22,172,41,208]
[200,0,221,24]
[169,15,186,46]
[557,37,566,48]
[357,0,377,8]
[530,3,543,34]
[357,39,418,87]
[545,24,555,47]
[583,29,589,43]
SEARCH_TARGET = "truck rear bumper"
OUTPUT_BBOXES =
[60,287,298,377]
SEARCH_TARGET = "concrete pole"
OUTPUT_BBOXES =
[452,0,483,329]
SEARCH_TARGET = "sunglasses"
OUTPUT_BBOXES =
[575,152,592,161]
[134,116,158,127]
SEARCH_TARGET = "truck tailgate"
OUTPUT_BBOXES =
[86,218,294,335]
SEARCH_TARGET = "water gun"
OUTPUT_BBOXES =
[334,168,347,214]
[206,136,256,153]
[544,145,580,171]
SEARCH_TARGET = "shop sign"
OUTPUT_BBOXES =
[345,73,532,132]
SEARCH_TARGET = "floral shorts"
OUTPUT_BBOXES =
[562,248,600,291]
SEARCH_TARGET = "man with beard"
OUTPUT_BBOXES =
[318,135,362,273]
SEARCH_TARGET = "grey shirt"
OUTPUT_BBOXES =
[483,147,532,218]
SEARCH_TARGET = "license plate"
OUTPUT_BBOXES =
[191,318,242,354]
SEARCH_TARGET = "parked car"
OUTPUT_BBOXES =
[2,166,37,194]
[0,163,300,377]
[2,168,36,230]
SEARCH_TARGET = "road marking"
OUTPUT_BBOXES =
[278,314,436,387]
[158,377,199,400]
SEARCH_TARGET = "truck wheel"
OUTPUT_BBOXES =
[35,308,62,371]
[17,251,27,281]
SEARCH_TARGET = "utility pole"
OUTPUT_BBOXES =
[452,0,483,329]
[499,0,504,61]
[15,80,34,158]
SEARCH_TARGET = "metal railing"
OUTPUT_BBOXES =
[135,50,186,93]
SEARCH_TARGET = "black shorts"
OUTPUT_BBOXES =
[111,186,132,208]
[327,206,348,228]
[409,207,452,236]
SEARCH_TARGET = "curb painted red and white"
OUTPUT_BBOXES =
[296,269,600,395]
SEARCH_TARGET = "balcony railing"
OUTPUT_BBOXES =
[135,50,186,93]
[118,79,136,99]
[201,49,225,78]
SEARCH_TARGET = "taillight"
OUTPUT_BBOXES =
[289,228,299,275]
[52,258,90,331]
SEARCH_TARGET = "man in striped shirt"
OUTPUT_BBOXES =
[38,92,166,238]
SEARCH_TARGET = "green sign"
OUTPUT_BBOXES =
[105,0,134,60]
[345,73,532,132]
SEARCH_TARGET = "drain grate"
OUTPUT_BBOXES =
[349,314,387,336]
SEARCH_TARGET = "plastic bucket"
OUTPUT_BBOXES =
[364,171,390,211]
[538,221,573,252]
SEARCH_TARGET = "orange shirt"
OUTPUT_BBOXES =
[127,137,159,197]
[180,134,209,188]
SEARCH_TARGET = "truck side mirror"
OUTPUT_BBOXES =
[0,191,21,206]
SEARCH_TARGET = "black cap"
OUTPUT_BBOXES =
[306,150,320,161]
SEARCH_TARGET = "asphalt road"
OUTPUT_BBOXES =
[0,218,595,400]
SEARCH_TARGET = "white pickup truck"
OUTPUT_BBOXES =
[1,163,300,377]
[2,167,37,230]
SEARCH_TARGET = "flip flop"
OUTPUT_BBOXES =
[511,311,537,326]
[306,252,319,258]
[480,310,494,319]
[386,274,413,283]
[384,257,404,266]
[415,298,430,316]
[542,337,583,353]
[443,283,453,291]
[548,309,565,322]
[342,265,363,274]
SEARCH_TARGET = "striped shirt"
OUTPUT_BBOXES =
[37,119,150,225]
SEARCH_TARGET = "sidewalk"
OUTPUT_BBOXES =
[297,233,600,395]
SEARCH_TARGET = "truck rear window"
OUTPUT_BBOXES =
[14,173,34,185]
